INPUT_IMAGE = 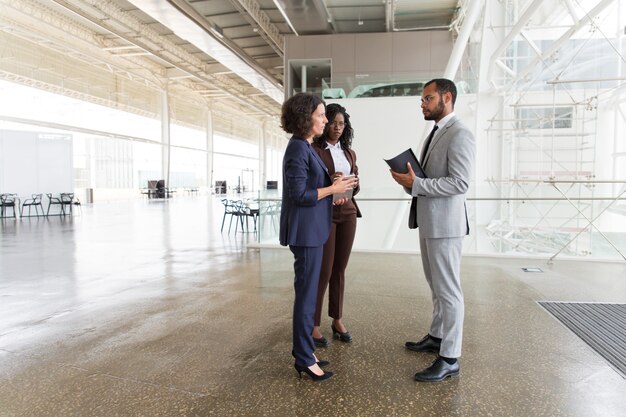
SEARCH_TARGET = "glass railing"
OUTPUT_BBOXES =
[253,182,626,262]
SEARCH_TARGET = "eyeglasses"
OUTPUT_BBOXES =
[329,121,345,127]
[421,95,436,104]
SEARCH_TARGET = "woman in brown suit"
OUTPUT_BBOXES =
[311,103,361,347]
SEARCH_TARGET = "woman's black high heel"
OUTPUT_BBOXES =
[313,335,330,348]
[331,323,353,343]
[294,364,333,381]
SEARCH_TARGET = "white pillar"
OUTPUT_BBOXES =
[444,0,485,81]
[301,65,307,93]
[161,88,171,186]
[259,118,267,190]
[474,0,506,229]
[613,0,623,194]
[206,108,214,192]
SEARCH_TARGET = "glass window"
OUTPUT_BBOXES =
[515,107,574,129]
[212,133,259,193]
[170,148,207,188]
[171,123,206,150]
[0,80,161,142]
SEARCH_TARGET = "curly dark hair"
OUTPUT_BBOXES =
[280,93,325,138]
[314,103,353,149]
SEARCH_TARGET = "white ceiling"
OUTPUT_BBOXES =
[0,0,460,117]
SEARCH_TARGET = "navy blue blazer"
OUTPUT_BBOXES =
[279,136,332,247]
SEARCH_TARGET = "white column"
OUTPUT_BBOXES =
[301,65,307,93]
[161,88,171,186]
[613,0,623,194]
[444,0,485,81]
[259,118,267,190]
[88,138,96,189]
[474,0,506,230]
[206,108,214,192]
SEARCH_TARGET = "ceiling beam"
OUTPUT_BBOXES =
[61,0,279,114]
[487,0,543,83]
[0,0,164,87]
[444,0,484,80]
[130,0,282,104]
[0,70,157,118]
[227,0,284,56]
[384,0,393,32]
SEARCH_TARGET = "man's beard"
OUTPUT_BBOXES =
[424,99,445,121]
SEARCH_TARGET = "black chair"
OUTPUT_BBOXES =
[154,180,175,198]
[221,199,244,233]
[0,193,19,218]
[21,193,44,217]
[143,180,158,198]
[236,200,258,232]
[155,180,166,198]
[72,197,82,214]
[215,180,227,195]
[46,193,64,216]
[60,193,74,215]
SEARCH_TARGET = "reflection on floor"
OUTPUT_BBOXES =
[1,196,625,416]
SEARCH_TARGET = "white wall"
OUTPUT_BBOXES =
[330,96,422,191]
[285,31,454,96]
[327,95,477,251]
[0,130,73,203]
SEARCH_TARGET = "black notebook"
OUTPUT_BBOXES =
[384,148,426,178]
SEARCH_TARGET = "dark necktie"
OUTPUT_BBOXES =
[420,125,438,163]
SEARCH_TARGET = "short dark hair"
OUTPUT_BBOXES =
[314,103,354,150]
[280,93,325,138]
[425,78,457,107]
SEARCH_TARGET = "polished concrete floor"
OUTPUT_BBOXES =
[1,196,625,416]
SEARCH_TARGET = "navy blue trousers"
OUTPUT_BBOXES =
[290,245,323,367]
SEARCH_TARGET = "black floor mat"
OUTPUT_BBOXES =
[538,302,626,379]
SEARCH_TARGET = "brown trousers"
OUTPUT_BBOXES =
[314,211,357,326]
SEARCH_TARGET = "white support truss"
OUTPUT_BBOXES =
[228,0,284,56]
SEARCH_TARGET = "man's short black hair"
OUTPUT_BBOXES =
[425,78,457,107]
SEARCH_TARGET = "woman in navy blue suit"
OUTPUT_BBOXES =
[280,93,356,381]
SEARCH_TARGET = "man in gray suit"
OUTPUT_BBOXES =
[390,78,475,382]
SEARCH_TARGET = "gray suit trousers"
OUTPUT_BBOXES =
[419,234,464,358]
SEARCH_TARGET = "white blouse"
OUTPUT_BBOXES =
[325,141,351,176]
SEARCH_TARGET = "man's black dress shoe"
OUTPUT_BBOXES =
[414,357,460,382]
[313,335,330,348]
[405,335,440,353]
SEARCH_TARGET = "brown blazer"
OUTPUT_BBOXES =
[312,142,362,219]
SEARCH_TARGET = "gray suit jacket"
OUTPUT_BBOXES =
[408,116,475,238]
